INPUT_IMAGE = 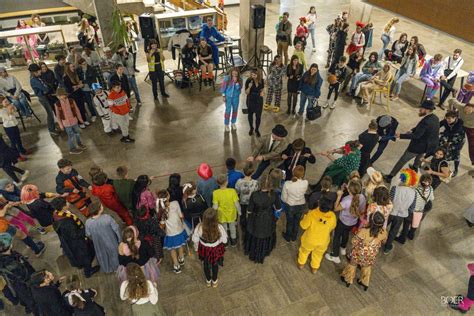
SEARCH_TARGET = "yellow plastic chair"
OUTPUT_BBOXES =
[370,75,394,113]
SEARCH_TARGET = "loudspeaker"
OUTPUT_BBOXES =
[139,13,157,40]
[252,4,266,29]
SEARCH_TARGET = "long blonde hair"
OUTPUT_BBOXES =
[347,180,363,217]
[125,263,149,301]
[64,62,80,85]
[383,17,399,33]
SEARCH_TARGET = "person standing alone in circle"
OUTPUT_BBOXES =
[221,67,242,132]
[146,40,169,101]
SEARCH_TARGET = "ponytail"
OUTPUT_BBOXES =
[347,180,362,217]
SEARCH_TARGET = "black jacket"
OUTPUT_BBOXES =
[280,145,316,180]
[376,115,399,141]
[400,113,440,155]
[110,73,131,97]
[31,283,72,316]
[76,65,99,88]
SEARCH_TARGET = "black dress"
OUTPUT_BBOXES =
[53,217,95,269]
[286,64,304,93]
[244,190,281,263]
[31,283,72,316]
[245,78,264,110]
[26,195,55,227]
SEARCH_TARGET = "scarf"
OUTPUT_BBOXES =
[54,209,84,229]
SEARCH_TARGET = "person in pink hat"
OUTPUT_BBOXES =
[196,163,219,208]
[449,263,474,313]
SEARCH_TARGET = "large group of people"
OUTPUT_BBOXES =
[0,6,473,316]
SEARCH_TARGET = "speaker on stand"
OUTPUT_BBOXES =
[242,4,266,73]
[139,13,158,51]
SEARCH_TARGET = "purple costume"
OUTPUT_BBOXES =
[420,58,443,99]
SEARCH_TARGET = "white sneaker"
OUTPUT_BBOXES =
[79,124,86,129]
[91,116,97,122]
[325,253,341,264]
[322,100,329,108]
[312,48,317,52]
[128,114,133,121]
[231,124,237,131]
[340,247,346,256]
[84,121,90,126]
[329,100,336,109]
[21,170,30,182]
[225,125,230,132]
[13,181,23,187]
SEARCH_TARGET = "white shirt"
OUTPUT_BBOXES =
[306,13,317,28]
[281,179,309,206]
[192,223,228,251]
[382,25,396,42]
[351,32,365,47]
[159,201,185,236]
[120,280,158,305]
[0,108,19,128]
[0,75,22,97]
[443,56,464,80]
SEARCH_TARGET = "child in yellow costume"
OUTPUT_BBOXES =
[297,196,336,273]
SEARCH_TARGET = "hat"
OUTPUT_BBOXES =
[299,17,307,22]
[378,115,392,128]
[272,124,288,138]
[355,21,366,28]
[197,163,213,180]
[0,233,12,250]
[91,83,102,91]
[420,99,435,110]
[28,64,41,72]
[186,38,193,44]
[103,46,111,52]
[0,179,10,190]
[399,168,418,187]
[56,88,68,96]
[366,167,383,183]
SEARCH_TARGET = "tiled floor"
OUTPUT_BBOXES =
[2,0,473,315]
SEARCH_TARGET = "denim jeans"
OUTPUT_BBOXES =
[284,204,305,240]
[378,34,390,60]
[37,95,56,132]
[127,75,142,103]
[308,26,316,48]
[64,124,82,150]
[350,73,372,92]
[298,92,316,115]
[391,72,411,95]
[8,94,31,117]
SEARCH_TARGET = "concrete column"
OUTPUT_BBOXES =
[239,0,265,65]
[92,0,116,48]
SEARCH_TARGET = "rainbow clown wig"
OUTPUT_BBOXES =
[399,168,419,187]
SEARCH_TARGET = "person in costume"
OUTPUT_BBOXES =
[383,168,418,254]
[200,17,225,66]
[297,196,336,273]
[311,140,362,190]
[192,208,227,288]
[346,21,366,55]
[340,211,387,291]
[293,17,308,49]
[55,158,92,217]
[50,197,99,278]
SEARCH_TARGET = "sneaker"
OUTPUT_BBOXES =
[35,242,46,257]
[137,102,142,106]
[178,257,185,266]
[91,116,97,122]
[272,106,280,113]
[383,245,393,255]
[323,100,329,109]
[312,48,317,52]
[231,124,237,131]
[329,100,336,109]
[206,279,212,288]
[20,170,30,182]
[37,227,47,235]
[120,136,135,143]
[325,253,341,264]
[13,181,23,187]
[128,114,133,121]
[263,103,271,111]
[340,248,346,256]
[394,236,406,245]
[77,143,87,150]
[84,121,90,126]
[69,148,83,155]
[230,238,237,247]
[50,131,60,136]
[173,265,182,274]
[212,279,218,288]
[225,125,230,132]
[79,124,86,129]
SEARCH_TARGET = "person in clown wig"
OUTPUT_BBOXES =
[383,168,418,254]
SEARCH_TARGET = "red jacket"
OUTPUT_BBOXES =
[91,184,128,213]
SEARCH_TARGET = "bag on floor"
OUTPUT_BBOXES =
[306,99,321,121]
[464,204,474,225]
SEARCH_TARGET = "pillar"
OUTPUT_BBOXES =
[239,0,265,65]
[92,0,116,48]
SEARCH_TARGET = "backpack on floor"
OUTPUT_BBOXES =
[306,99,321,121]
